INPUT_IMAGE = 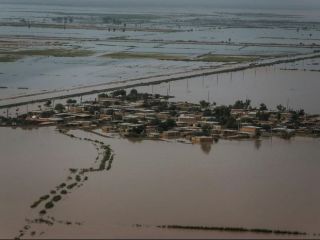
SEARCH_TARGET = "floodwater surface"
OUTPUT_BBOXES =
[1,127,320,238]
[135,59,320,113]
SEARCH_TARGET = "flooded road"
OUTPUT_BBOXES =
[1,127,320,238]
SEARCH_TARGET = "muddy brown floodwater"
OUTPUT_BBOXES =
[1,127,320,239]
[135,59,320,114]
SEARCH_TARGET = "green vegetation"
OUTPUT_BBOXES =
[52,195,62,202]
[69,168,77,174]
[66,183,78,190]
[103,52,259,63]
[99,145,112,170]
[196,54,259,63]
[61,190,68,195]
[0,54,22,62]
[66,99,77,105]
[44,201,54,209]
[0,49,94,58]
[58,183,66,189]
[30,195,50,208]
[40,195,50,201]
[157,225,307,235]
[103,52,189,61]
[39,210,46,215]
[106,155,114,171]
[30,200,42,209]
[158,119,177,132]
[75,175,81,182]
[200,100,210,109]
[233,99,251,109]
[54,103,65,113]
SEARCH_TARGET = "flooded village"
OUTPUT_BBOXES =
[1,89,320,143]
[1,0,320,239]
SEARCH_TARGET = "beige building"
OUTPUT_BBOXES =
[192,136,213,144]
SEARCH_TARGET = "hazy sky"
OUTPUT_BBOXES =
[1,0,320,10]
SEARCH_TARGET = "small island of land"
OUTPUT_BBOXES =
[1,89,319,143]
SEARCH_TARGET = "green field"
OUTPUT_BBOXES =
[0,49,95,60]
[103,51,260,63]
[197,54,259,63]
[103,52,190,61]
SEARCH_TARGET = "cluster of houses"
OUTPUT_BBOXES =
[1,90,320,144]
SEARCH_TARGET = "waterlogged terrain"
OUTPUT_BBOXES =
[1,1,320,104]
[1,1,320,239]
[135,58,320,113]
[1,127,320,238]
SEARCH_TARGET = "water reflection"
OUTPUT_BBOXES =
[200,142,212,154]
[254,139,262,150]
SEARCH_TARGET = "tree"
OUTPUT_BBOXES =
[276,104,286,112]
[128,125,145,136]
[259,103,268,111]
[213,105,231,125]
[225,116,237,129]
[290,111,299,123]
[44,100,52,107]
[112,89,126,97]
[66,99,77,105]
[298,109,305,116]
[54,103,65,113]
[200,100,210,109]
[158,119,177,131]
[233,99,251,109]
[127,89,139,101]
[98,93,108,98]
[130,89,138,96]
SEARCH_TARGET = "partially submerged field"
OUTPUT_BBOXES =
[103,52,260,63]
[0,49,94,62]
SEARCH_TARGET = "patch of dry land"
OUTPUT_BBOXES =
[0,54,22,62]
[0,49,94,61]
[103,52,190,61]
[103,51,261,63]
[196,54,260,63]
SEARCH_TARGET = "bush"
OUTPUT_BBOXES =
[67,183,77,189]
[52,195,62,202]
[39,210,46,215]
[61,190,68,195]
[54,103,65,113]
[45,201,54,209]
[40,195,50,201]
